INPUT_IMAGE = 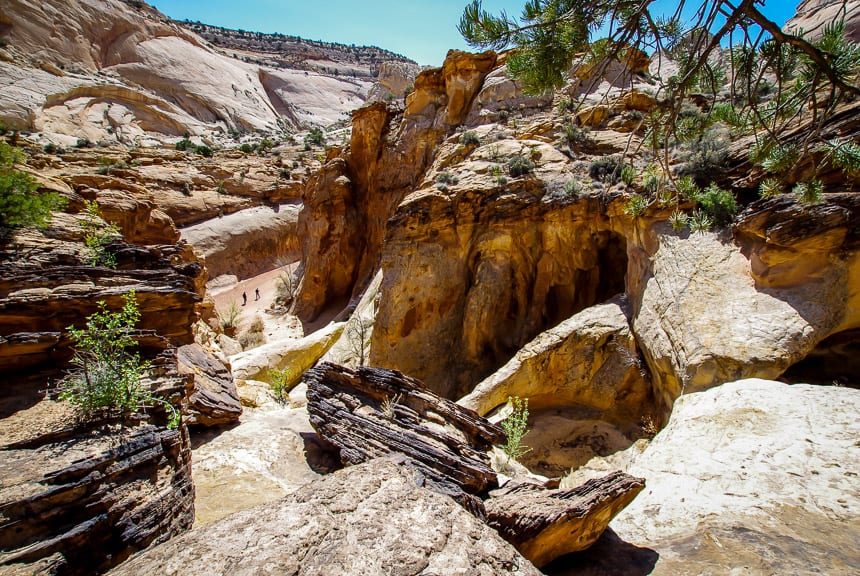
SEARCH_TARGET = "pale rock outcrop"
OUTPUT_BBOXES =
[177,343,242,427]
[564,379,860,575]
[181,204,301,282]
[442,50,497,125]
[786,0,860,42]
[367,60,422,102]
[191,405,338,525]
[467,65,554,124]
[632,192,860,411]
[229,321,345,384]
[109,457,542,576]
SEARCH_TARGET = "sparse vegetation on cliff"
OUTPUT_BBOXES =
[58,291,179,428]
[0,142,66,240]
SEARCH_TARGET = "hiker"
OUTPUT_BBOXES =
[255,288,260,301]
[242,291,247,306]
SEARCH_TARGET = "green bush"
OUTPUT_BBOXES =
[0,142,66,240]
[81,200,120,268]
[620,164,637,187]
[435,171,459,185]
[304,127,325,148]
[507,154,535,177]
[58,291,179,428]
[624,194,647,216]
[239,143,255,154]
[461,131,481,146]
[678,126,730,185]
[195,144,213,157]
[501,396,532,462]
[175,138,193,151]
[669,209,689,231]
[588,155,621,182]
[691,183,738,226]
[268,368,292,405]
[794,179,824,205]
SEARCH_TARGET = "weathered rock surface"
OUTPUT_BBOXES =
[109,457,542,576]
[294,50,499,321]
[0,354,194,576]
[229,321,344,384]
[177,343,242,426]
[486,472,645,567]
[0,0,379,138]
[191,405,339,525]
[367,60,422,102]
[181,204,301,282]
[560,379,860,575]
[632,196,860,410]
[305,362,504,506]
[786,0,860,42]
[459,298,651,425]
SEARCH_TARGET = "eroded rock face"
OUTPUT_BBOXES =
[177,343,242,427]
[294,50,499,321]
[0,354,194,576]
[181,204,301,282]
[367,60,422,102]
[786,0,860,42]
[563,379,860,575]
[109,457,542,576]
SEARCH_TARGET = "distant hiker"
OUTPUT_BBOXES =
[255,288,260,301]
[242,291,247,306]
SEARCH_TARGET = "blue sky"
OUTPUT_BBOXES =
[150,1,799,66]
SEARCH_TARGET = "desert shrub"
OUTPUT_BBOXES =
[81,200,120,267]
[75,138,92,148]
[620,164,637,187]
[275,270,299,305]
[195,144,212,157]
[688,209,714,233]
[239,315,266,349]
[0,142,66,239]
[507,154,535,177]
[678,126,730,185]
[624,194,647,216]
[58,291,179,428]
[218,300,241,332]
[691,182,738,226]
[490,165,507,186]
[562,122,592,149]
[557,96,574,113]
[674,175,699,200]
[563,178,581,196]
[239,143,254,154]
[461,131,481,146]
[345,315,373,366]
[175,138,193,151]
[43,142,57,154]
[588,155,621,182]
[268,368,292,405]
[435,171,459,185]
[501,396,531,462]
[304,127,325,148]
[669,209,689,231]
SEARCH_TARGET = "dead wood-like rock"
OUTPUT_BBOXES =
[305,362,504,507]
[177,343,242,426]
[485,471,646,567]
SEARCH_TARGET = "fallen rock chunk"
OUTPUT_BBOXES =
[109,457,541,576]
[177,343,242,426]
[305,362,504,501]
[485,471,645,567]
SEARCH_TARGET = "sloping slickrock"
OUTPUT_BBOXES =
[459,298,651,426]
[786,0,860,42]
[181,204,301,282]
[177,343,242,426]
[0,356,194,576]
[563,379,860,575]
[486,471,645,567]
[109,457,542,576]
[305,363,504,499]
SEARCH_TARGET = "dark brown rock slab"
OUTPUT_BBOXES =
[485,471,646,567]
[177,343,242,426]
[305,362,504,501]
[108,456,541,576]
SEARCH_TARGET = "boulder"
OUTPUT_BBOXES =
[305,362,504,511]
[486,471,645,567]
[177,343,242,427]
[562,379,860,575]
[229,321,345,384]
[630,225,849,411]
[109,457,541,576]
[459,298,651,426]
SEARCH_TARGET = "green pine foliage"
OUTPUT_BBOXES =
[0,141,66,239]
